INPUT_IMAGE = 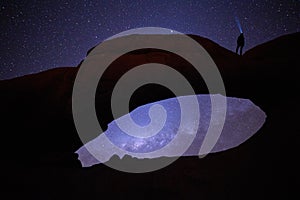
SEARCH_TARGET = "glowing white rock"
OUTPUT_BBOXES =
[76,94,266,167]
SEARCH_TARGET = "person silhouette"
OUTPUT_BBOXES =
[236,33,245,55]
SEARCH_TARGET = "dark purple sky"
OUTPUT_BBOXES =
[1,0,299,79]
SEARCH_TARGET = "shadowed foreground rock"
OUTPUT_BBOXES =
[0,33,299,199]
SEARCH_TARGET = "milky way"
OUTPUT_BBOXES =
[0,0,299,79]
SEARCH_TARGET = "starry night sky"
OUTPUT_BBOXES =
[1,0,299,80]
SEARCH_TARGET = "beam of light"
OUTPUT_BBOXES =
[235,16,243,33]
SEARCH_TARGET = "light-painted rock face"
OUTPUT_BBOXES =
[76,94,266,168]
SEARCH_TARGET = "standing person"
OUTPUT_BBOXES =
[236,33,245,55]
